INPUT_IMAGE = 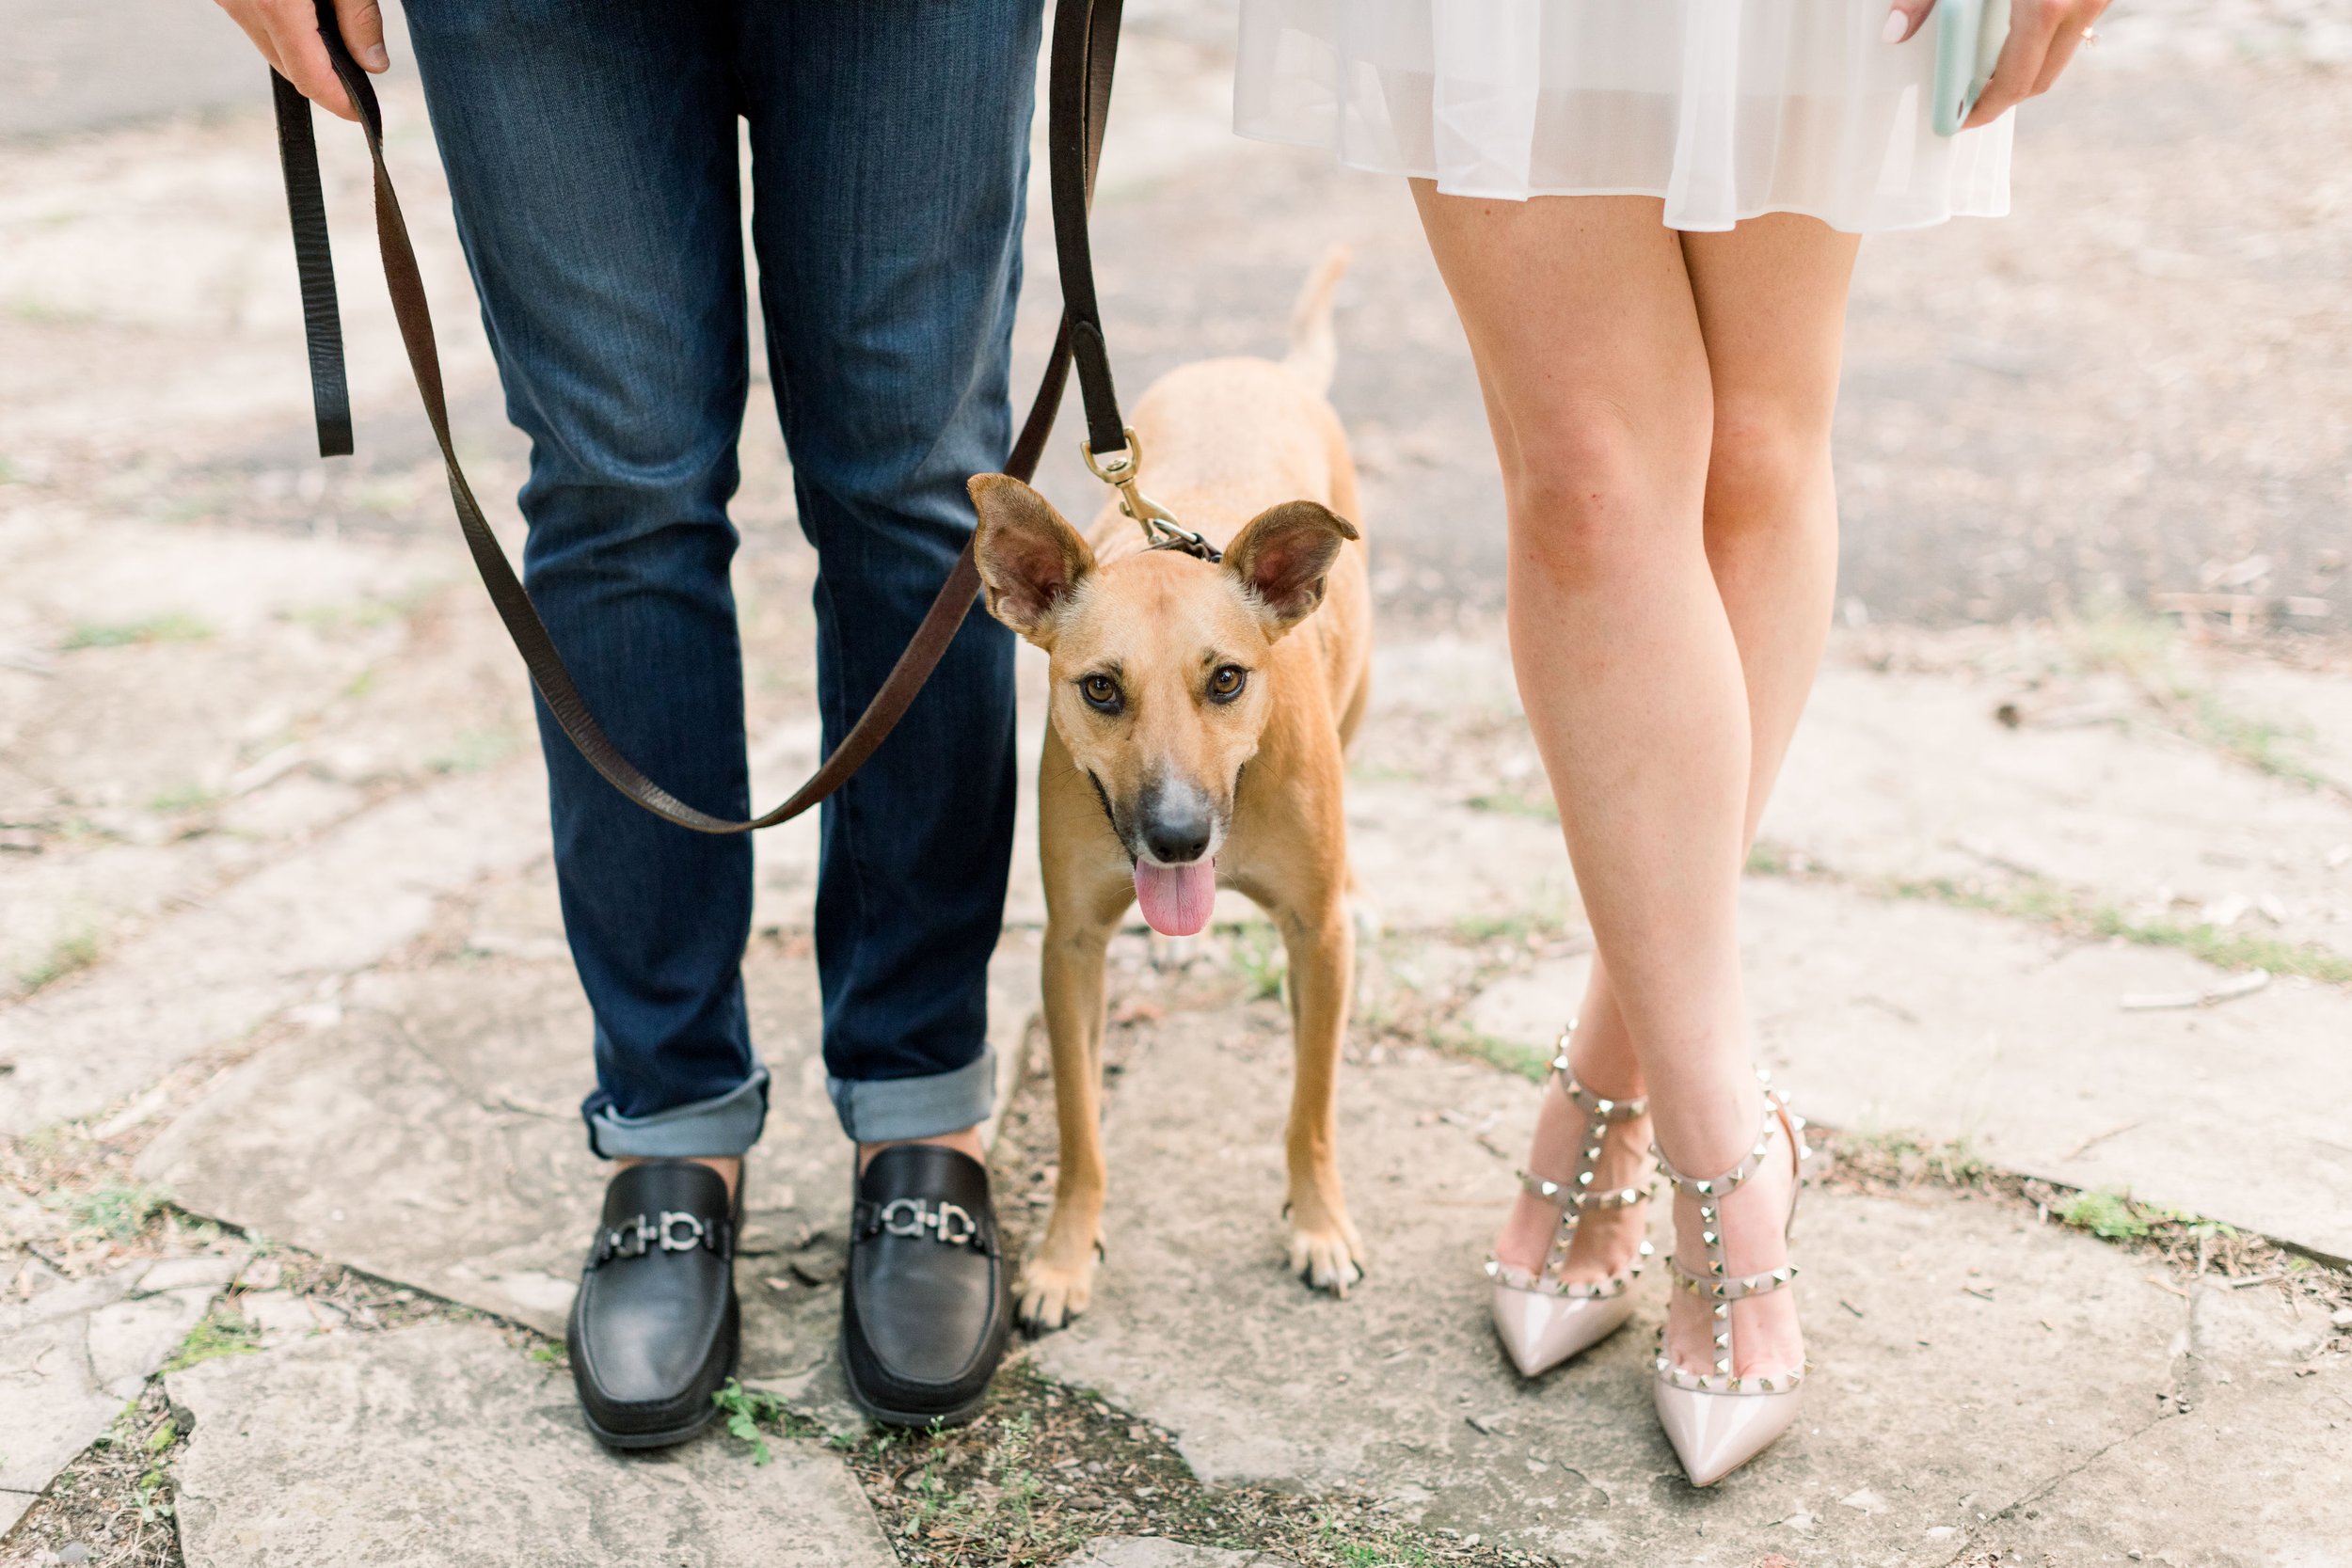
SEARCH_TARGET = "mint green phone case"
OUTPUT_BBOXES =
[1932,0,2010,136]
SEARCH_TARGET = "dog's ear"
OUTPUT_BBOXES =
[1224,499,1359,635]
[969,473,1095,646]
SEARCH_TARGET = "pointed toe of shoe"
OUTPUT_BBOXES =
[1653,1377,1801,1487]
[1489,1282,1635,1378]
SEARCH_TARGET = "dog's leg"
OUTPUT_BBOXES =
[1019,911,1116,1331]
[1279,896,1366,1294]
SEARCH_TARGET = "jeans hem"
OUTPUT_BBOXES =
[827,1049,996,1143]
[585,1064,771,1159]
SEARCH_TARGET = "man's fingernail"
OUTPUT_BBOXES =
[1881,9,1908,43]
[362,43,389,70]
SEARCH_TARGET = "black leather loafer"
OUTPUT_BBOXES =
[567,1160,740,1449]
[840,1145,1010,1427]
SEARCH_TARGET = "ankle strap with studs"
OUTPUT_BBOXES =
[1649,1077,1809,1395]
[1491,1020,1658,1294]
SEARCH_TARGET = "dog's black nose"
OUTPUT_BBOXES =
[1138,782,1213,864]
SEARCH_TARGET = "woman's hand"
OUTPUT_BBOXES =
[212,0,390,122]
[1883,0,2113,130]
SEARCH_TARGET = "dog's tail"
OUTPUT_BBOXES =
[1282,244,1350,397]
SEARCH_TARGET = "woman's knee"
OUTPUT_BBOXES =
[1703,397,1831,535]
[1503,399,1710,585]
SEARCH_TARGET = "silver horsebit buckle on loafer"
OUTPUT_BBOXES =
[590,1210,730,1268]
[859,1196,987,1250]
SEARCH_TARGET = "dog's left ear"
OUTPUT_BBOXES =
[970,473,1096,647]
[1224,500,1360,635]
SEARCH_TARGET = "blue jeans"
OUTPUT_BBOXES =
[404,0,1039,1155]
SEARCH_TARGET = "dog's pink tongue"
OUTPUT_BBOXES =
[1134,859,1216,937]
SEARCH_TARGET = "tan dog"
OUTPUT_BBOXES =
[967,251,1369,1330]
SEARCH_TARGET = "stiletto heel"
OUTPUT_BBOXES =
[1650,1081,1811,1486]
[1485,1021,1655,1377]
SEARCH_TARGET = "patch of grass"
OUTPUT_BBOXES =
[2188,694,2328,789]
[426,727,523,775]
[1820,1127,2307,1292]
[60,611,214,651]
[712,1378,820,1465]
[1448,910,1564,945]
[163,1305,261,1372]
[60,1181,167,1242]
[526,1341,567,1369]
[2065,602,2188,692]
[1328,1537,1436,1568]
[1229,923,1288,1002]
[2054,1186,2220,1243]
[10,298,98,327]
[1889,873,2352,986]
[1464,787,1556,821]
[148,781,221,815]
[2056,1187,2153,1240]
[5,1382,187,1567]
[288,597,403,634]
[831,1364,1523,1568]
[1438,1027,1551,1086]
[1827,1128,1992,1190]
[18,928,101,994]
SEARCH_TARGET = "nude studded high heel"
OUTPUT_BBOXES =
[1484,1021,1656,1378]
[1650,1081,1811,1487]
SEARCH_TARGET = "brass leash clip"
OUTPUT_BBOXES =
[1082,427,1220,562]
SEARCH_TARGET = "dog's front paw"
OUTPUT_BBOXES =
[1016,1247,1099,1334]
[1286,1215,1366,1298]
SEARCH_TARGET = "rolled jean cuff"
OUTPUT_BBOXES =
[584,1064,771,1159]
[827,1048,996,1143]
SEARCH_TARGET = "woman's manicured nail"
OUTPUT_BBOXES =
[362,43,389,70]
[1881,9,1909,43]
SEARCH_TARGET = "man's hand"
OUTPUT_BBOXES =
[1882,0,2112,130]
[213,0,389,121]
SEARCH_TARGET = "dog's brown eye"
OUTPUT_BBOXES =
[1079,673,1122,713]
[1207,664,1247,703]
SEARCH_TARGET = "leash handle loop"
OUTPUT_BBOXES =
[271,0,1117,834]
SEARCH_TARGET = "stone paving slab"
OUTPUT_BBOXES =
[166,1321,893,1568]
[1,1247,245,1535]
[0,761,548,1135]
[1027,996,2331,1565]
[1769,665,2352,958]
[135,927,1038,1405]
[1970,1284,2352,1568]
[1467,875,2352,1263]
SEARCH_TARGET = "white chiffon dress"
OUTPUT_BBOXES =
[1233,0,2013,233]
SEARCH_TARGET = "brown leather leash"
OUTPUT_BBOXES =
[271,0,1144,834]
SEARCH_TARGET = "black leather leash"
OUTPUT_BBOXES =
[269,0,1168,834]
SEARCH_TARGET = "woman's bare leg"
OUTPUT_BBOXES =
[1492,214,1860,1300]
[1420,190,1856,1377]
